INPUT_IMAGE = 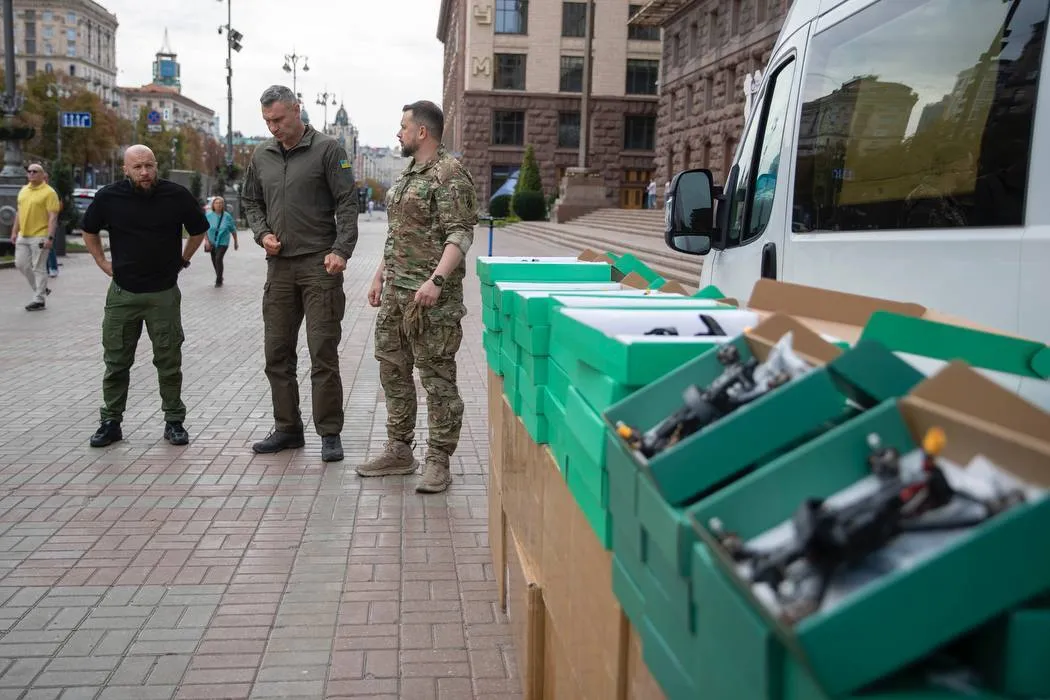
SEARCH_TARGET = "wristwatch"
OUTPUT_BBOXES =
[431,274,445,288]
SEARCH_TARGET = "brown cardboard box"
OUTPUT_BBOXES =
[500,398,546,576]
[488,370,507,610]
[541,448,629,700]
[508,530,546,700]
[542,614,586,699]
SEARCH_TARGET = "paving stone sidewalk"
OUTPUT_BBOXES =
[0,217,574,700]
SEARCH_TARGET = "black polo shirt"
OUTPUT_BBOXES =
[82,179,209,293]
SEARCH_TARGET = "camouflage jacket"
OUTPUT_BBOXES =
[384,145,478,292]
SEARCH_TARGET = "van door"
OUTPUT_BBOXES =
[699,27,809,301]
[781,0,1042,344]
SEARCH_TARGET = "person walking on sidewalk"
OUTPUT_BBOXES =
[81,145,210,448]
[241,84,359,463]
[204,196,238,287]
[357,100,478,494]
[12,162,60,311]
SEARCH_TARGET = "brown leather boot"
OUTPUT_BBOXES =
[356,440,418,477]
[416,450,452,494]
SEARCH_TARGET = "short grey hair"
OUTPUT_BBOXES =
[260,85,297,107]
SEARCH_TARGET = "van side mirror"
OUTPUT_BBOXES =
[664,168,715,256]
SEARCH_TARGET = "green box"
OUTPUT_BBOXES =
[575,360,640,414]
[476,256,612,285]
[641,527,695,651]
[499,323,517,355]
[510,286,657,325]
[480,282,497,309]
[606,434,640,534]
[513,319,551,355]
[607,339,924,579]
[612,554,646,629]
[481,304,503,331]
[962,600,1050,697]
[494,282,624,319]
[519,352,549,386]
[486,347,502,375]
[612,252,667,289]
[564,387,608,468]
[690,397,1050,697]
[641,618,698,700]
[547,360,570,407]
[513,288,700,326]
[562,425,605,508]
[551,344,576,386]
[517,366,545,416]
[521,409,549,444]
[551,307,760,386]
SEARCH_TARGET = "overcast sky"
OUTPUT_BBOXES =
[103,0,446,148]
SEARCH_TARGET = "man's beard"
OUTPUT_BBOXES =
[130,178,156,194]
[401,141,416,158]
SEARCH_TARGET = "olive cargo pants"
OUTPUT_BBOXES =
[374,285,465,455]
[263,251,346,436]
[100,282,186,423]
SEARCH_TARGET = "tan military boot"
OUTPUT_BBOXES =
[416,451,452,494]
[356,440,418,477]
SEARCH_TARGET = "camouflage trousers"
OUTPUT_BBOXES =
[375,284,465,455]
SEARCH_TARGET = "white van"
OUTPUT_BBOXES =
[665,0,1050,406]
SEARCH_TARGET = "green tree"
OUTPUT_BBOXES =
[189,171,203,201]
[512,145,546,221]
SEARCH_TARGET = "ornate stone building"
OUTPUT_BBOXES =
[437,0,663,208]
[631,0,790,187]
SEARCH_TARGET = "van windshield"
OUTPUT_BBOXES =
[792,0,1049,232]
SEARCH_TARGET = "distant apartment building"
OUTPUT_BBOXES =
[631,0,789,186]
[437,0,662,208]
[1,0,119,107]
[358,146,409,189]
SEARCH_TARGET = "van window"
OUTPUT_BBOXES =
[792,0,1049,233]
[726,59,797,245]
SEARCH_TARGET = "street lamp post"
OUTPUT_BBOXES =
[217,0,243,174]
[46,83,73,164]
[282,51,309,102]
[0,0,25,179]
[315,88,336,131]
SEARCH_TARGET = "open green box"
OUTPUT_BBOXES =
[564,386,611,468]
[605,316,924,578]
[551,307,761,386]
[475,255,612,285]
[497,282,628,321]
[690,361,1050,697]
[481,304,503,331]
[957,595,1050,698]
[575,359,641,414]
[610,251,667,289]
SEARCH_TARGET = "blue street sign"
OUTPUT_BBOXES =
[146,110,162,125]
[60,112,92,128]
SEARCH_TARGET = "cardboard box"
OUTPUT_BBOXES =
[626,622,667,700]
[540,447,628,700]
[508,530,545,700]
[691,361,1050,697]
[488,370,507,610]
[501,400,546,575]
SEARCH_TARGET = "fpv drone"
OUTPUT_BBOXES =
[709,427,1027,624]
[644,314,728,337]
[617,332,811,458]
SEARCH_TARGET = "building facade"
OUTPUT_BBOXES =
[437,0,663,208]
[631,0,789,187]
[2,0,119,107]
[325,103,360,181]
[357,146,408,189]
[117,34,216,136]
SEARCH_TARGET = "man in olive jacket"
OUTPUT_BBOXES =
[242,84,359,462]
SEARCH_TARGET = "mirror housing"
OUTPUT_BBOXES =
[664,168,716,256]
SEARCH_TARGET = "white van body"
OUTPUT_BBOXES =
[679,0,1050,407]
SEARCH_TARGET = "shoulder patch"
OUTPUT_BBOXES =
[339,159,352,169]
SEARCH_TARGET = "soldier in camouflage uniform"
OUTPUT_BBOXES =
[357,100,478,494]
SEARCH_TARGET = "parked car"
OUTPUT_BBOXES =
[70,188,97,233]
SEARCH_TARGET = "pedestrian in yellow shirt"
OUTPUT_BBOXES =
[11,163,60,311]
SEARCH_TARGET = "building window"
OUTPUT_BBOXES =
[44,63,53,73]
[558,112,580,148]
[44,43,53,56]
[708,9,719,43]
[26,60,36,77]
[66,11,76,24]
[562,2,586,37]
[42,10,52,22]
[491,164,518,199]
[67,43,75,57]
[496,0,528,35]
[732,0,742,34]
[624,115,656,150]
[494,54,526,90]
[492,110,525,146]
[705,75,714,109]
[690,21,699,56]
[672,33,681,64]
[793,0,1048,232]
[24,10,34,19]
[69,64,75,76]
[25,39,35,54]
[757,0,767,24]
[560,56,583,92]
[628,5,660,41]
[43,27,54,39]
[66,28,75,41]
[25,21,35,38]
[626,59,659,95]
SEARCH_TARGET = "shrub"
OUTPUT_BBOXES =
[490,194,512,218]
[512,190,547,221]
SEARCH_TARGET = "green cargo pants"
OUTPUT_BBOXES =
[263,251,346,436]
[374,284,465,456]
[100,282,186,423]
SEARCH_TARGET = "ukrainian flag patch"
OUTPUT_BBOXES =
[339,159,352,169]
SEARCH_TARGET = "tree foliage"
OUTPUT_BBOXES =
[512,145,546,220]
[18,73,124,167]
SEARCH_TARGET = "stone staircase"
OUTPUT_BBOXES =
[499,208,703,286]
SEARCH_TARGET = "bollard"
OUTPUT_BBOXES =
[480,215,504,256]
